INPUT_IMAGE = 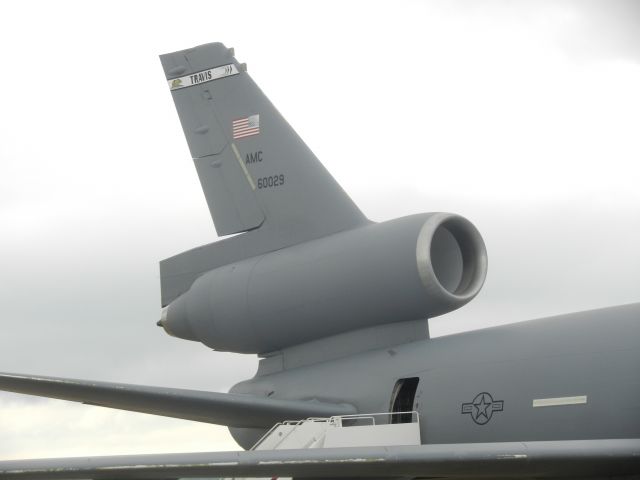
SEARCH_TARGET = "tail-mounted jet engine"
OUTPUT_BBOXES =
[159,212,487,354]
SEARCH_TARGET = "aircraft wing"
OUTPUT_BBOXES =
[0,372,355,428]
[0,439,638,479]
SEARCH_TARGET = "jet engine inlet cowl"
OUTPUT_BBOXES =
[159,213,488,353]
[416,213,487,312]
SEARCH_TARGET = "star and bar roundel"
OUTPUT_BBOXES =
[461,392,504,425]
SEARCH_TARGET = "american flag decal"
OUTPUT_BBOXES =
[232,114,260,139]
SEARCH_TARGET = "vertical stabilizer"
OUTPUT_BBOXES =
[160,43,367,239]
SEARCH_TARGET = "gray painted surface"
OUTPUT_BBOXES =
[159,42,371,306]
[160,43,367,238]
[229,303,640,448]
[0,373,355,429]
[160,213,486,353]
[0,42,638,478]
[157,43,488,353]
[1,440,639,479]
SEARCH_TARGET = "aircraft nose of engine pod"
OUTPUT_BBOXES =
[157,296,199,342]
[156,307,168,328]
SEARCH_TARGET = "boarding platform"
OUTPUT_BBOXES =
[252,411,421,450]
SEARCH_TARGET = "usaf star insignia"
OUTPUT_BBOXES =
[461,392,504,425]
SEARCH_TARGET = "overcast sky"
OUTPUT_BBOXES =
[1,0,639,460]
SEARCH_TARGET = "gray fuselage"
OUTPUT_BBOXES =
[230,303,640,449]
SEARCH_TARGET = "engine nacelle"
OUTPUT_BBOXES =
[159,213,487,353]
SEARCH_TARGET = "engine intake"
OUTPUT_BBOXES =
[417,214,487,301]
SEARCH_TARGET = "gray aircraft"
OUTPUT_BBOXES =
[0,42,639,479]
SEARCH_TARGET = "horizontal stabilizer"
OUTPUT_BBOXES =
[0,372,355,428]
[1,439,639,479]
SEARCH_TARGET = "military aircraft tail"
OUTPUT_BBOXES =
[160,43,368,239]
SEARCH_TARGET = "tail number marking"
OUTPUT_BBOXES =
[257,174,285,189]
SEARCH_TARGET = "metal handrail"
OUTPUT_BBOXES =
[330,410,419,427]
[251,410,420,450]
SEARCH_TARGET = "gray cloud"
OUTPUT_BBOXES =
[1,0,638,459]
[556,0,640,63]
[456,0,640,63]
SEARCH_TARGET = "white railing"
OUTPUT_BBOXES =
[328,411,419,427]
[251,411,419,451]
